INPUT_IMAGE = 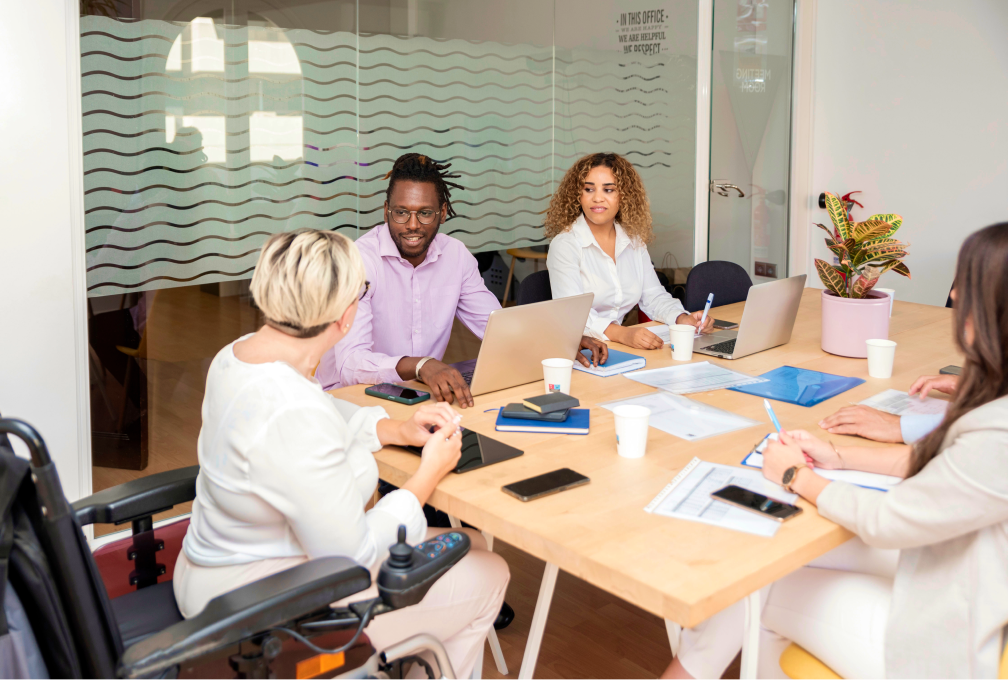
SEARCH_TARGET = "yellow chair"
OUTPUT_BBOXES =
[502,247,547,306]
[780,636,1008,679]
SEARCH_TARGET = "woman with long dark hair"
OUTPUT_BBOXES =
[661,223,1008,679]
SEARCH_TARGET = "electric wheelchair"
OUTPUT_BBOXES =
[0,418,468,678]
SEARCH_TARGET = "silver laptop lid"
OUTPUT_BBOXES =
[466,293,594,396]
[729,274,807,359]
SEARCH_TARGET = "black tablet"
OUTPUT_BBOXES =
[406,428,523,473]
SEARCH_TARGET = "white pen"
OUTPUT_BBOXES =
[696,293,713,337]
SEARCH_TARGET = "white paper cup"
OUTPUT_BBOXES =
[613,405,650,458]
[866,339,897,379]
[670,324,696,361]
[542,358,574,394]
[875,288,895,316]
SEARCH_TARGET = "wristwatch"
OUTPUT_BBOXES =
[781,463,807,493]
[415,356,436,381]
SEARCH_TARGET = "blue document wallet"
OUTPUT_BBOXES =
[495,408,590,435]
[727,366,864,407]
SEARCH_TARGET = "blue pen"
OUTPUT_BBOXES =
[763,399,783,433]
[696,293,713,336]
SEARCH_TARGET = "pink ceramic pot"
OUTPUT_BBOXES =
[821,290,891,358]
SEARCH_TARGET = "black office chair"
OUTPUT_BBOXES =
[516,270,552,306]
[684,261,753,312]
[946,286,954,308]
[0,418,463,679]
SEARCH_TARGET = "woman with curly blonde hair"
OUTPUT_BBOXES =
[545,153,712,350]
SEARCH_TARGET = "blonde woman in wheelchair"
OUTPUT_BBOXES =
[173,229,509,678]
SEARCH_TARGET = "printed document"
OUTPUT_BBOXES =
[601,392,759,441]
[645,457,797,537]
[625,361,767,394]
[859,389,949,417]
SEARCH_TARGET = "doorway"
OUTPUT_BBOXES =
[707,0,795,282]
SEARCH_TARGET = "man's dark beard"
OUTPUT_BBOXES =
[392,228,438,260]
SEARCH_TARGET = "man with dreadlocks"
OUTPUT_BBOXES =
[316,153,498,407]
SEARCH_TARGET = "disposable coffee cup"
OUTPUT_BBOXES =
[613,405,650,458]
[670,324,696,361]
[875,288,895,316]
[866,339,897,379]
[542,358,574,394]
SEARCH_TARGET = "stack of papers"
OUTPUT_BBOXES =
[573,348,645,377]
[601,392,760,441]
[625,361,768,395]
[742,434,901,491]
[645,457,797,537]
[859,389,949,416]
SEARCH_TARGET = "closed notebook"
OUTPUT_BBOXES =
[495,408,590,434]
[572,348,645,377]
[522,392,580,414]
[501,403,570,422]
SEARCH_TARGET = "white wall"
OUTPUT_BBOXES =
[0,0,90,500]
[808,0,1008,305]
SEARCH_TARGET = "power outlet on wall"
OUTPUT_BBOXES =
[754,262,778,278]
[765,263,777,278]
[754,262,766,277]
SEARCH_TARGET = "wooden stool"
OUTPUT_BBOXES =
[503,247,548,306]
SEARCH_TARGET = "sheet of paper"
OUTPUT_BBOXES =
[859,389,949,416]
[625,361,768,394]
[648,325,671,344]
[601,392,760,441]
[743,434,902,491]
[646,458,797,537]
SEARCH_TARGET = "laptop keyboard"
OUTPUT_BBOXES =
[704,338,737,355]
[461,370,474,385]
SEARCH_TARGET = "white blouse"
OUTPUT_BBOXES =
[182,336,427,570]
[547,215,687,340]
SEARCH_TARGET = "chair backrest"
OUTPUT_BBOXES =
[684,261,753,312]
[516,270,553,306]
[0,419,124,678]
[946,286,954,309]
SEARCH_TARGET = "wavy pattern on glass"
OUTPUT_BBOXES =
[82,16,693,295]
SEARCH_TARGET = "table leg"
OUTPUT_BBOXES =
[472,641,485,679]
[518,562,558,679]
[664,619,681,658]
[448,516,508,676]
[740,591,760,679]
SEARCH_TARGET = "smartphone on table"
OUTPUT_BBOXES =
[710,485,802,522]
[713,319,739,330]
[364,383,431,405]
[502,468,590,502]
[939,365,961,376]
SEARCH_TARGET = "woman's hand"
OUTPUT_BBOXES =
[818,405,903,443]
[785,429,844,469]
[394,403,462,447]
[675,311,715,334]
[908,374,958,399]
[761,431,809,485]
[418,422,463,479]
[609,324,664,350]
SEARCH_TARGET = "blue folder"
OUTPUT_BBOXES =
[494,408,590,435]
[727,365,864,407]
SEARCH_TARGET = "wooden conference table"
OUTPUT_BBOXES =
[330,288,958,678]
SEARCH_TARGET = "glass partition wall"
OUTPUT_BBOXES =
[82,0,699,523]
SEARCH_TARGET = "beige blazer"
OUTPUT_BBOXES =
[818,394,1008,678]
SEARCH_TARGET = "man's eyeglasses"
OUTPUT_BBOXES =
[359,280,370,300]
[388,208,440,225]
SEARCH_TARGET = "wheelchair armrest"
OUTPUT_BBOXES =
[72,465,200,527]
[118,556,371,679]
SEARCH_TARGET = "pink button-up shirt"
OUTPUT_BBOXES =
[317,223,501,390]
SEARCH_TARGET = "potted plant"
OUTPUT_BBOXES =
[815,192,911,358]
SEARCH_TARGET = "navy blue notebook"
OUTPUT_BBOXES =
[494,408,590,434]
[727,366,864,407]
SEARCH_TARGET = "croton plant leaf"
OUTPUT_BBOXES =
[815,258,847,297]
[824,192,851,240]
[855,241,908,266]
[826,238,850,262]
[867,213,903,237]
[889,261,911,278]
[851,220,893,242]
[851,270,881,298]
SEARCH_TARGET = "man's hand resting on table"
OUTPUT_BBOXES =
[819,405,904,443]
[417,359,474,408]
[577,335,609,367]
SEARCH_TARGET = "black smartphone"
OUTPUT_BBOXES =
[364,383,431,405]
[710,485,803,522]
[939,365,961,376]
[502,468,590,502]
[713,319,739,330]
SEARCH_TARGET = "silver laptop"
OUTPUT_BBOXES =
[450,293,594,396]
[694,275,807,360]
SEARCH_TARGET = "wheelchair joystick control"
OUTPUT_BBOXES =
[387,525,414,570]
[377,525,471,609]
